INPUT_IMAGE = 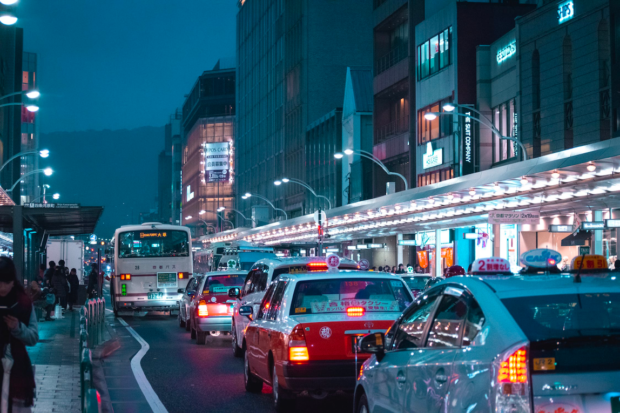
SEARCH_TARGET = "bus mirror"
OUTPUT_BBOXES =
[228,287,240,298]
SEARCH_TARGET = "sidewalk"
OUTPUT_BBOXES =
[27,309,82,413]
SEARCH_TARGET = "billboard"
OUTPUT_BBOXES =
[204,142,230,183]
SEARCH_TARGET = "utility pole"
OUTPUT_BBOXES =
[317,208,323,257]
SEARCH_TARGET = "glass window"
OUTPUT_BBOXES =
[118,230,189,259]
[392,293,439,350]
[429,35,439,75]
[258,282,276,320]
[418,27,451,80]
[290,278,413,316]
[462,299,485,346]
[403,276,431,291]
[203,274,245,295]
[267,280,288,320]
[419,41,429,79]
[426,293,468,348]
[242,269,259,296]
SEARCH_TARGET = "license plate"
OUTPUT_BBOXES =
[148,292,164,300]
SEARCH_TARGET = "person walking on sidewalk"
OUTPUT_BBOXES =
[0,257,38,413]
[87,263,99,299]
[43,261,55,288]
[67,268,79,311]
[51,264,68,310]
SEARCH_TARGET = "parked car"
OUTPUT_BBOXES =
[241,270,413,411]
[178,274,203,330]
[354,254,620,413]
[188,271,247,344]
[229,256,360,357]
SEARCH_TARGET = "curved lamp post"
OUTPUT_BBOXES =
[274,177,332,209]
[219,207,255,225]
[241,192,288,220]
[0,149,49,175]
[425,103,528,161]
[334,148,409,190]
[6,168,53,193]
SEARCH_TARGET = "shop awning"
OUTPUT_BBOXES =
[0,205,104,235]
[561,230,591,246]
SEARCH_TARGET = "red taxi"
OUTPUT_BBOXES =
[240,270,413,411]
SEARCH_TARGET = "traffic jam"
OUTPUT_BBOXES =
[170,244,620,413]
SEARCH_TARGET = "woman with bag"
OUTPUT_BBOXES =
[0,257,38,413]
[67,269,79,311]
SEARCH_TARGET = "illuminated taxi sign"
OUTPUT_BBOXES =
[520,249,562,268]
[140,232,168,238]
[471,257,512,275]
[571,254,607,271]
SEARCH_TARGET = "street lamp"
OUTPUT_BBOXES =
[424,103,528,161]
[241,192,288,220]
[53,193,60,200]
[0,10,17,26]
[334,148,409,190]
[0,149,50,175]
[6,168,53,193]
[274,177,332,209]
[222,207,255,225]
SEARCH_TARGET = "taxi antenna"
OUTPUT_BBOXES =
[574,253,585,283]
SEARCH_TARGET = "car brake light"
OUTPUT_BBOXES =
[288,324,309,361]
[306,262,328,272]
[178,272,187,279]
[289,347,309,361]
[198,300,209,317]
[494,344,531,413]
[120,274,131,281]
[347,307,365,317]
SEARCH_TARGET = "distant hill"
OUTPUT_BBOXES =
[40,126,165,237]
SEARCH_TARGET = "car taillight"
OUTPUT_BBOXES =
[306,262,328,272]
[178,272,187,279]
[347,307,365,317]
[198,300,208,317]
[493,344,531,413]
[288,324,309,361]
[120,274,131,281]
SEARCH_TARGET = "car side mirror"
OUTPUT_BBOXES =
[358,333,385,360]
[228,287,241,298]
[239,305,253,320]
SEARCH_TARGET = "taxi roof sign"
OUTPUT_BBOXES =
[520,248,562,269]
[325,253,340,272]
[571,254,607,271]
[470,257,512,275]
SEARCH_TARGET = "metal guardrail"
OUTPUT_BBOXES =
[79,297,105,413]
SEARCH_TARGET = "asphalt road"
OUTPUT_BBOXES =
[121,315,354,413]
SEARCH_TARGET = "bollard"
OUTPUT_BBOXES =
[79,328,88,357]
[80,348,92,412]
[85,389,101,413]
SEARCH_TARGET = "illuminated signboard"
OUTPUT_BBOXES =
[462,109,474,175]
[140,232,168,238]
[548,225,573,233]
[605,219,620,228]
[186,185,194,202]
[422,142,443,169]
[581,222,605,230]
[204,141,231,183]
[496,41,516,64]
[558,1,574,24]
[397,240,418,246]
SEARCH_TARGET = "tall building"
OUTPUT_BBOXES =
[0,23,24,204]
[169,110,182,225]
[181,61,235,237]
[236,0,373,219]
[20,52,37,204]
[157,123,172,224]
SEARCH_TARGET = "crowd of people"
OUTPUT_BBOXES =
[369,263,424,274]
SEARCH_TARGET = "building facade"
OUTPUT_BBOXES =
[20,52,38,204]
[181,63,235,237]
[236,0,373,219]
[169,110,182,225]
[158,121,172,224]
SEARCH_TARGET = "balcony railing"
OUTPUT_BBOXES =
[375,45,408,75]
[375,116,409,143]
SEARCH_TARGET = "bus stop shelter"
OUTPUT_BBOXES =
[0,203,104,282]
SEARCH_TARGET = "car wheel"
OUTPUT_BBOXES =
[185,310,191,331]
[179,311,186,328]
[243,349,262,393]
[357,394,369,413]
[190,318,196,340]
[196,330,206,345]
[231,322,242,358]
[272,363,295,412]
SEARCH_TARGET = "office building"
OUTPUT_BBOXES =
[158,123,172,224]
[169,110,182,225]
[20,52,37,204]
[236,0,373,219]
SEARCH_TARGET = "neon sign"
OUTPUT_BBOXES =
[422,142,443,169]
[496,41,516,64]
[558,0,574,24]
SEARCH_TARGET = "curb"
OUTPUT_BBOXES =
[90,317,121,413]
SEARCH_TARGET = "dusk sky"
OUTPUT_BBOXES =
[19,0,237,133]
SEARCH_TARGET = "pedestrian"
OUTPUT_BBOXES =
[43,261,55,287]
[414,265,423,274]
[383,265,390,273]
[370,266,376,271]
[391,266,397,274]
[87,263,99,299]
[37,264,46,285]
[27,281,54,322]
[67,268,79,311]
[0,257,38,413]
[51,264,68,310]
[396,263,405,274]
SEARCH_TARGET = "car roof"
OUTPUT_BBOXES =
[252,256,358,270]
[444,273,620,299]
[281,269,407,282]
[400,274,431,278]
[202,270,248,276]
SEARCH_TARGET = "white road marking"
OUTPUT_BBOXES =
[105,308,114,313]
[117,318,169,413]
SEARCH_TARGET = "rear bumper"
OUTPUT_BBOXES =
[116,299,180,311]
[195,316,232,332]
[281,360,363,392]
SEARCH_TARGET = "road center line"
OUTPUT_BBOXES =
[117,317,169,413]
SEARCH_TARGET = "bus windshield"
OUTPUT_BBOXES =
[118,230,189,258]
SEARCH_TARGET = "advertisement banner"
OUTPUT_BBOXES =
[461,107,475,176]
[489,211,540,225]
[204,142,230,182]
[417,251,429,269]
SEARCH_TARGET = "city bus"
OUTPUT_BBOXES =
[111,222,192,317]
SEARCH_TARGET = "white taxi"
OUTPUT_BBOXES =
[354,251,620,413]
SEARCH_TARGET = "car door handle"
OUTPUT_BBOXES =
[435,374,448,383]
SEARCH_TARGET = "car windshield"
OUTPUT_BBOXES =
[290,278,413,315]
[118,230,189,258]
[502,293,620,341]
[403,276,430,290]
[203,274,245,294]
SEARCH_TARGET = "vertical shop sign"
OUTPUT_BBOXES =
[461,107,475,175]
[204,142,231,182]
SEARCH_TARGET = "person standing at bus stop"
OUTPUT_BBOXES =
[87,263,99,299]
[67,268,79,311]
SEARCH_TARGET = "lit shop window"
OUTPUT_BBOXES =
[418,97,453,144]
[492,99,517,163]
[417,27,452,80]
[417,167,453,188]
